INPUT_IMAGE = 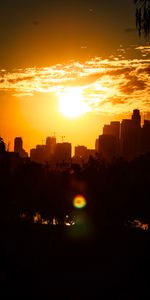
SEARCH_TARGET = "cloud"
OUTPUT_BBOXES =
[120,76,147,94]
[135,45,150,56]
[8,75,34,84]
[0,45,150,115]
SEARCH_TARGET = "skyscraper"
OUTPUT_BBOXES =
[141,120,150,154]
[75,145,87,159]
[14,137,23,153]
[45,136,56,160]
[121,110,141,160]
[54,142,71,163]
[132,109,141,128]
[98,134,117,162]
[14,137,28,158]
[103,121,120,156]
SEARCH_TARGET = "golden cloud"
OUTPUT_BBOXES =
[0,45,150,115]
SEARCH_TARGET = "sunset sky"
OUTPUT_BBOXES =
[0,0,150,154]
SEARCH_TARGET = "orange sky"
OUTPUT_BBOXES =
[0,1,150,154]
[0,45,150,154]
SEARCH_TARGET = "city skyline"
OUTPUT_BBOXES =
[1,108,150,163]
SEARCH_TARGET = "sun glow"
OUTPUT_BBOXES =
[58,88,90,118]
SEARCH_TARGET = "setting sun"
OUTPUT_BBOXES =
[58,87,90,118]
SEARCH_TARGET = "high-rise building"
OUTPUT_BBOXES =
[14,137,28,158]
[54,142,71,163]
[132,109,141,128]
[30,145,46,164]
[103,122,120,140]
[110,121,120,140]
[75,145,87,159]
[45,136,56,160]
[98,134,117,162]
[14,137,23,153]
[96,109,148,162]
[141,120,150,154]
[95,138,99,153]
[103,121,120,156]
[121,119,133,160]
[121,110,141,160]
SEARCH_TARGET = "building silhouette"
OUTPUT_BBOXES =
[30,145,46,164]
[45,136,56,160]
[54,142,71,163]
[98,134,118,162]
[120,119,133,160]
[74,145,95,164]
[30,138,71,165]
[97,109,150,162]
[14,137,28,158]
[121,110,141,160]
[95,139,99,153]
[14,137,23,153]
[7,109,150,166]
[103,121,120,140]
[75,145,87,159]
[141,120,150,155]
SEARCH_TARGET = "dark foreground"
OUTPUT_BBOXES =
[0,221,150,299]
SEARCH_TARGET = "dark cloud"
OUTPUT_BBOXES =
[106,67,134,77]
[102,97,126,105]
[137,66,150,76]
[120,76,147,94]
[8,76,34,84]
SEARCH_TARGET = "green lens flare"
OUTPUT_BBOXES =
[73,195,86,209]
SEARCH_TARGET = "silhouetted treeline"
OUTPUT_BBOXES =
[1,152,150,297]
[0,152,150,231]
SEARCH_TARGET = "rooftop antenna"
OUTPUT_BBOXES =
[60,135,65,142]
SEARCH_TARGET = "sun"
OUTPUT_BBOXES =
[58,87,90,118]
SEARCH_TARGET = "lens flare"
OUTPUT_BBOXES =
[73,195,86,209]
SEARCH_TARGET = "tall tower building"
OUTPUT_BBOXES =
[121,119,133,160]
[121,110,141,160]
[132,109,141,128]
[103,121,120,156]
[46,136,56,155]
[141,120,150,154]
[14,137,23,153]
[45,136,56,161]
[54,142,71,163]
[98,134,117,162]
[14,137,28,158]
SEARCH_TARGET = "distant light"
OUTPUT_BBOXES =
[73,195,87,209]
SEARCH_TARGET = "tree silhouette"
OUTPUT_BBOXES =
[134,0,150,38]
[0,137,6,153]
